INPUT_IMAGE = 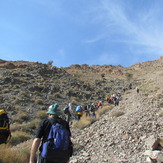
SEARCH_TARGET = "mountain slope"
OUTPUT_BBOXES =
[0,56,162,162]
[70,88,163,162]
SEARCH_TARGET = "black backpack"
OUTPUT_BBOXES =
[0,110,11,144]
[63,106,69,114]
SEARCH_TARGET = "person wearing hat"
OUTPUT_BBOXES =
[29,103,72,163]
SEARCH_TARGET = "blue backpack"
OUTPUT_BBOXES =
[75,106,82,112]
[41,121,72,162]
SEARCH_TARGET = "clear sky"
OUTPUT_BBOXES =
[0,0,163,67]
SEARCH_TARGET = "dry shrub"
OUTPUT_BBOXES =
[73,114,95,129]
[27,119,40,129]
[13,112,28,123]
[158,109,163,117]
[19,91,28,98]
[8,131,31,146]
[10,123,25,132]
[37,111,47,119]
[0,144,29,163]
[2,88,10,93]
[112,111,125,117]
[11,119,40,132]
[54,93,60,98]
[34,98,43,104]
[12,84,20,89]
[73,105,113,129]
[96,105,113,118]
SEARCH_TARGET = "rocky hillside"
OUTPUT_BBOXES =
[70,88,163,162]
[68,56,163,162]
[0,56,163,162]
[0,59,133,122]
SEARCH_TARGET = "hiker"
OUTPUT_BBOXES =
[0,109,11,144]
[75,105,83,120]
[29,103,73,163]
[114,96,119,106]
[63,104,71,124]
[97,101,102,109]
[90,103,96,118]
[129,83,132,89]
[83,105,90,117]
[123,87,126,93]
[136,87,139,94]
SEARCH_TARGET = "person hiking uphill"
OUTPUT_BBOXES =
[29,103,73,163]
[63,103,72,125]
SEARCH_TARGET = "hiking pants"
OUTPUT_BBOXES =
[37,153,69,163]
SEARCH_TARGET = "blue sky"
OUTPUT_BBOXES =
[0,0,163,67]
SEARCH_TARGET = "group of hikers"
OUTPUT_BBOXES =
[0,90,125,163]
[63,101,103,123]
[63,91,123,124]
[106,92,121,106]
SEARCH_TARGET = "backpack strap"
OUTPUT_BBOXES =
[48,117,57,126]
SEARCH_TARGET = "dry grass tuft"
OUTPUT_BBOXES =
[36,111,47,119]
[96,105,113,118]
[0,144,29,163]
[27,119,40,129]
[8,131,31,146]
[13,112,29,123]
[34,98,44,104]
[73,104,113,129]
[72,114,95,129]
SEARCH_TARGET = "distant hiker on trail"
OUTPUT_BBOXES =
[129,83,132,89]
[123,87,126,92]
[114,96,119,106]
[83,105,90,117]
[29,103,73,163]
[90,103,96,118]
[63,103,72,124]
[136,87,139,94]
[97,101,102,109]
[75,105,83,120]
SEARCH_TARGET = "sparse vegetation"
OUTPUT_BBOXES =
[0,58,162,162]
[0,144,30,163]
[125,72,133,81]
[36,110,47,119]
[73,114,96,129]
[8,131,31,146]
[34,98,44,104]
[27,119,40,130]
[73,104,113,129]
[13,112,29,123]
[54,93,61,98]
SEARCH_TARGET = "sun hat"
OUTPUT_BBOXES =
[47,103,62,115]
